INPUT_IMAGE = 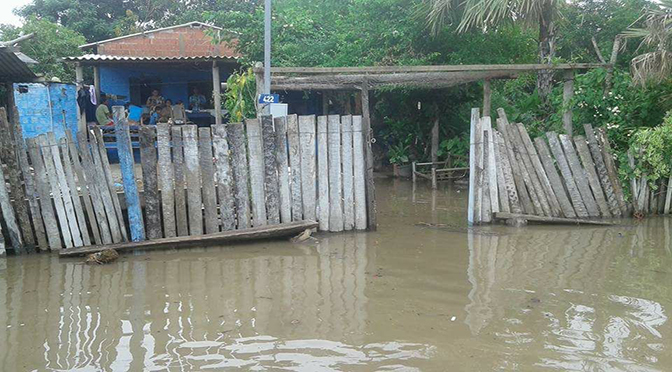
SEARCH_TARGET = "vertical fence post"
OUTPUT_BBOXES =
[361,80,377,230]
[483,79,492,118]
[562,70,575,136]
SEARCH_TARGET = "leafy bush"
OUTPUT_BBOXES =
[224,68,257,122]
[629,114,672,184]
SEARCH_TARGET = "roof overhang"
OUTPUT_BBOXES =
[63,54,240,66]
[0,46,37,82]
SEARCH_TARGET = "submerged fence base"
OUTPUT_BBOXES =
[0,107,373,256]
[468,107,630,225]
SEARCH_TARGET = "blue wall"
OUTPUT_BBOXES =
[13,83,79,139]
[100,65,225,106]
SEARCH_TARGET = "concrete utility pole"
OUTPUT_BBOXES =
[264,0,272,95]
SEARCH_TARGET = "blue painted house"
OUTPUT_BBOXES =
[65,22,241,126]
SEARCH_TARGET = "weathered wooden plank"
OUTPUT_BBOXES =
[60,220,319,257]
[299,115,317,221]
[665,176,672,214]
[212,125,236,231]
[596,128,629,215]
[228,123,251,229]
[508,123,551,216]
[0,223,4,255]
[0,107,32,252]
[328,115,344,231]
[574,135,612,217]
[47,133,83,247]
[0,156,23,252]
[496,116,533,214]
[468,108,480,224]
[483,118,499,214]
[361,84,377,230]
[198,127,219,234]
[516,123,562,217]
[246,118,268,227]
[261,115,281,225]
[26,138,62,249]
[182,125,203,236]
[37,135,73,248]
[584,124,620,216]
[15,108,48,250]
[474,114,484,222]
[341,115,355,230]
[494,212,616,226]
[481,129,492,223]
[495,132,521,213]
[92,127,128,241]
[66,130,100,245]
[274,116,292,223]
[658,180,666,214]
[492,130,510,213]
[156,124,175,238]
[59,137,91,246]
[171,126,189,236]
[77,132,115,244]
[546,132,589,218]
[503,123,545,215]
[352,116,367,230]
[139,126,162,240]
[287,114,303,221]
[317,115,330,231]
[558,134,600,217]
[533,137,576,218]
[114,108,145,242]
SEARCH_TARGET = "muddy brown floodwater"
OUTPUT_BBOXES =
[2,178,672,371]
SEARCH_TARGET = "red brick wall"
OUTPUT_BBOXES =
[97,26,239,58]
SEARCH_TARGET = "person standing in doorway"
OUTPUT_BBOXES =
[95,95,113,126]
[189,87,207,112]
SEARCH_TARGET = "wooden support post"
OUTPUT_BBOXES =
[212,62,223,125]
[75,63,86,132]
[322,92,329,115]
[261,114,281,225]
[286,115,303,221]
[93,65,101,103]
[139,126,162,240]
[156,124,176,238]
[361,81,377,230]
[562,70,574,136]
[412,162,417,183]
[431,116,439,189]
[254,62,266,115]
[483,79,492,117]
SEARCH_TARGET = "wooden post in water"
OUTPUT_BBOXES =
[361,80,377,230]
[287,115,304,221]
[0,156,23,252]
[274,116,292,223]
[228,123,252,229]
[467,108,480,225]
[299,115,317,221]
[171,126,189,236]
[212,125,236,231]
[27,137,62,249]
[327,115,344,232]
[199,127,219,234]
[246,118,268,227]
[157,124,176,238]
[317,115,330,231]
[140,126,162,240]
[342,115,355,230]
[261,115,281,224]
[431,116,439,189]
[353,116,367,230]
[183,125,203,236]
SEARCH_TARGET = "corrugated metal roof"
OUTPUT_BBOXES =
[0,47,37,82]
[79,21,226,49]
[63,54,239,63]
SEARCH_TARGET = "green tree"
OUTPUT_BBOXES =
[0,17,86,81]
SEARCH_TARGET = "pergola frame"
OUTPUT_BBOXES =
[251,62,609,229]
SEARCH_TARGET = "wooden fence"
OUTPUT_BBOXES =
[0,108,370,256]
[468,107,630,225]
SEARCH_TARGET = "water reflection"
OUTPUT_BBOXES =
[466,218,672,370]
[0,234,434,371]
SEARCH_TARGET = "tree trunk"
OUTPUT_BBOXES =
[537,0,556,101]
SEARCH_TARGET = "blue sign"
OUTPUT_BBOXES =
[258,93,280,104]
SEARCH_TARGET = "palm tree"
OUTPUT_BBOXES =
[424,0,561,99]
[623,0,672,86]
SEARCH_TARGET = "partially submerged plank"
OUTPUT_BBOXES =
[493,130,510,213]
[317,115,330,231]
[212,124,236,231]
[60,220,320,257]
[495,132,520,213]
[584,124,620,216]
[341,115,356,230]
[0,156,23,252]
[493,212,616,226]
[665,176,672,214]
[198,127,219,234]
[573,135,612,217]
[352,116,367,230]
[92,127,128,241]
[558,134,600,217]
[183,125,203,236]
[327,115,344,232]
[503,123,545,215]
[596,128,629,215]
[508,123,551,216]
[483,118,499,214]
[481,128,492,223]
[114,107,145,242]
[299,115,317,221]
[533,137,576,218]
[38,135,73,248]
[66,130,100,245]
[473,114,484,222]
[261,115,281,225]
[274,116,292,223]
[497,115,533,214]
[171,126,189,236]
[286,114,303,221]
[139,126,162,240]
[546,132,589,218]
[467,108,479,224]
[246,118,268,227]
[26,138,62,249]
[228,123,251,229]
[156,124,175,238]
[59,137,91,246]
[47,133,83,247]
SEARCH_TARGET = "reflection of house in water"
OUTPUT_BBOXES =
[0,234,426,370]
[464,220,672,369]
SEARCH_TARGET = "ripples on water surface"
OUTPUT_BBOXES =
[2,179,672,371]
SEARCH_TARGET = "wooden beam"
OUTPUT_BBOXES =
[271,63,609,75]
[361,81,377,230]
[59,220,319,257]
[494,212,616,226]
[212,61,223,125]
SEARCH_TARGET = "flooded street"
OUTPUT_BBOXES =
[2,178,672,371]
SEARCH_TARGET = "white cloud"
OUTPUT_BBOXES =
[0,0,32,26]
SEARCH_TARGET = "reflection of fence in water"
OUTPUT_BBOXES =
[465,219,672,367]
[0,235,370,370]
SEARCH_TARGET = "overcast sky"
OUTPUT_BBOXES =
[1,0,31,26]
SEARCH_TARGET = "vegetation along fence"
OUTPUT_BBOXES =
[0,107,370,256]
[468,107,631,225]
